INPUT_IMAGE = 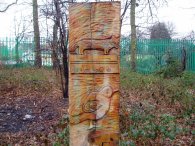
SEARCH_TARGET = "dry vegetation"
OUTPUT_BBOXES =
[0,68,68,145]
[0,68,194,145]
[120,70,195,146]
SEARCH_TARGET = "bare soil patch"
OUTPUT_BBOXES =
[0,94,68,145]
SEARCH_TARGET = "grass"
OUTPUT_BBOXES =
[121,69,195,109]
[120,69,195,145]
[0,67,61,97]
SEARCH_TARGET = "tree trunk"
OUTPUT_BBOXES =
[52,21,59,69]
[33,0,42,68]
[15,37,19,64]
[130,0,136,72]
[54,0,69,98]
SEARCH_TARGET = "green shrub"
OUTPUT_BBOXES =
[125,109,184,143]
[52,115,69,146]
[181,71,195,87]
[156,59,183,78]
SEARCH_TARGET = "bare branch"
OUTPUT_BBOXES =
[147,0,153,17]
[121,0,131,23]
[0,0,18,12]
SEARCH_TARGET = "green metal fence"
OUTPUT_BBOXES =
[0,37,52,67]
[0,37,195,74]
[120,38,195,74]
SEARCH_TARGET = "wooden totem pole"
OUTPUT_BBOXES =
[69,2,121,146]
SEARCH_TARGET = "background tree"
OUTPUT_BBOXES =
[40,0,70,98]
[13,14,31,63]
[149,22,173,67]
[150,22,171,39]
[183,30,195,40]
[130,0,136,71]
[129,0,168,72]
[33,0,42,67]
[54,0,69,98]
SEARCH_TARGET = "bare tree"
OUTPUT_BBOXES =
[40,0,70,98]
[130,0,136,71]
[51,21,59,70]
[129,0,168,72]
[33,0,42,67]
[14,15,31,63]
[121,0,131,27]
[183,30,195,40]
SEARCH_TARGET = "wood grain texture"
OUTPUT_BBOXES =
[69,2,120,55]
[69,2,120,146]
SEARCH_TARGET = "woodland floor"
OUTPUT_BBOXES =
[0,95,68,145]
[0,68,194,146]
[0,68,69,145]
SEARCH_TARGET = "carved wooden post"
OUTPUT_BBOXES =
[69,2,121,146]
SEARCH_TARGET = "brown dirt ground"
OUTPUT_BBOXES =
[0,92,68,145]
